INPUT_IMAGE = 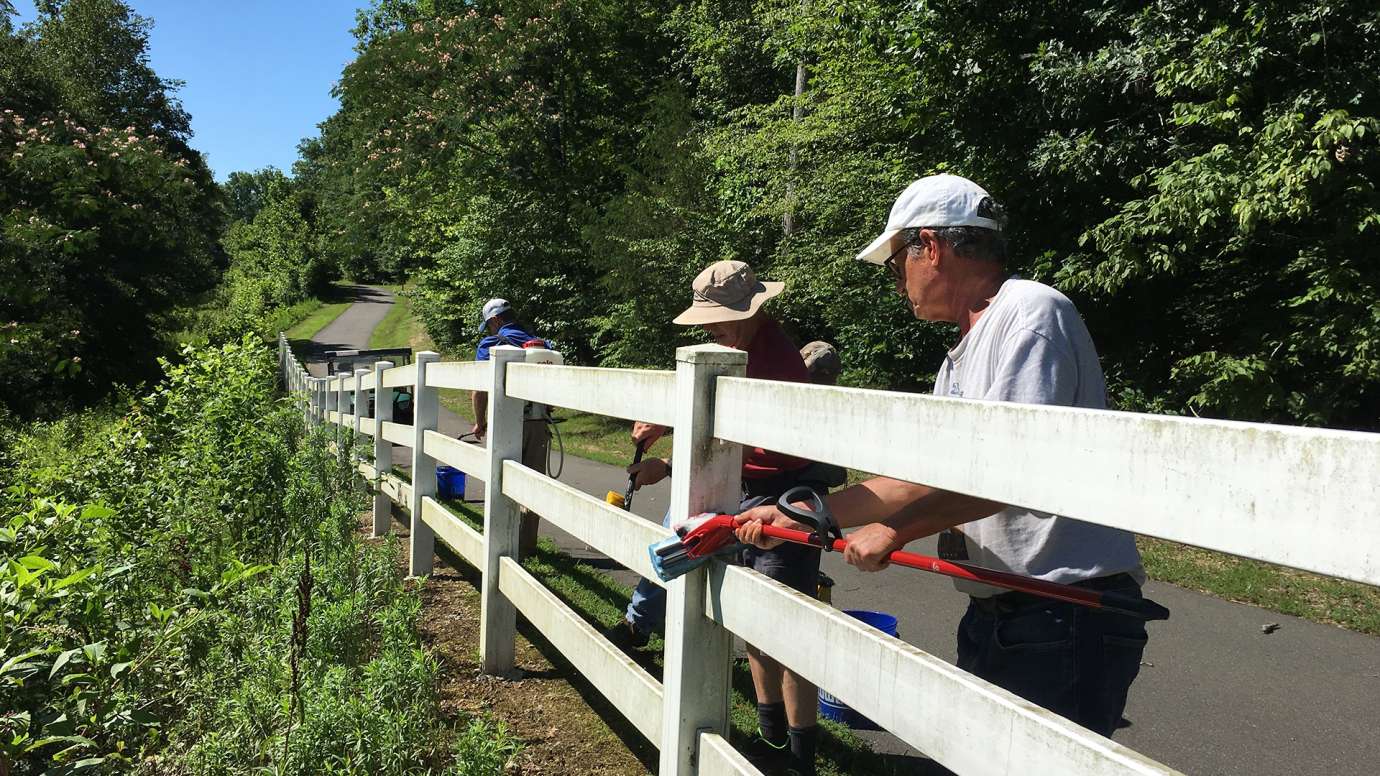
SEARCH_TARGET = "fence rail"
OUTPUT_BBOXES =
[712,378,1380,586]
[279,332,1380,776]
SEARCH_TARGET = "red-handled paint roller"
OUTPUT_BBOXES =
[649,487,1170,622]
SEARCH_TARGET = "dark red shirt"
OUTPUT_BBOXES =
[741,317,812,479]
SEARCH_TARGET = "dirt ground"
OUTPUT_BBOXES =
[360,510,656,775]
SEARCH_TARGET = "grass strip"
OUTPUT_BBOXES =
[284,298,351,340]
[1138,537,1380,635]
[369,286,430,351]
[435,498,911,775]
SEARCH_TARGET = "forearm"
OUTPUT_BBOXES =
[882,487,1006,544]
[826,477,1005,541]
[471,390,488,427]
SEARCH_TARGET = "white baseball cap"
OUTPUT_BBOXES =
[855,174,1004,265]
[478,298,512,332]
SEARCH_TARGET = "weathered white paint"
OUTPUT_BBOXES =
[705,562,1182,776]
[497,557,664,746]
[351,368,368,459]
[423,430,487,477]
[380,420,412,448]
[409,352,441,576]
[381,363,416,388]
[423,360,490,391]
[711,378,1380,586]
[505,363,676,427]
[370,360,394,537]
[697,732,763,776]
[501,461,672,589]
[659,345,744,776]
[358,417,376,436]
[379,472,407,506]
[359,372,376,391]
[327,411,341,425]
[480,346,527,674]
[420,496,484,570]
[313,378,325,424]
[357,461,378,480]
[338,412,356,428]
[334,375,348,462]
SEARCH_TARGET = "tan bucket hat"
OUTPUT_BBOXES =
[673,260,785,326]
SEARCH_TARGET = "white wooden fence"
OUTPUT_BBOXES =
[278,333,1380,776]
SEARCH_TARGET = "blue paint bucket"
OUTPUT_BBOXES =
[817,609,898,729]
[435,466,466,500]
[845,609,899,636]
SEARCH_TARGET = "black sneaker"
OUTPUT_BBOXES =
[603,619,650,650]
[742,733,789,773]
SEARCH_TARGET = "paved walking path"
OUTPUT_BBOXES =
[302,286,1380,776]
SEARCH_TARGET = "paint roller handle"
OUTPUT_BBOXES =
[775,486,843,548]
[623,440,646,505]
[754,521,1172,622]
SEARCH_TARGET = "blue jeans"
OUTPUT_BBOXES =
[625,508,673,634]
[956,576,1150,737]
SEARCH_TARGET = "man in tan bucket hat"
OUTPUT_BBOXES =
[670,259,785,326]
[610,260,834,775]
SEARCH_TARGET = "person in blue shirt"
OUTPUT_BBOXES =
[470,298,554,558]
[472,298,553,370]
[471,297,553,437]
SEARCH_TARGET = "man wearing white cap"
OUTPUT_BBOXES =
[736,174,1153,738]
[470,298,553,558]
[612,260,834,775]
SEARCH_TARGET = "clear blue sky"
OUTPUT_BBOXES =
[12,0,361,180]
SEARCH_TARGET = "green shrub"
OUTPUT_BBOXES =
[1,338,518,775]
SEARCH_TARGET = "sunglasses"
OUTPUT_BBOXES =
[883,238,915,280]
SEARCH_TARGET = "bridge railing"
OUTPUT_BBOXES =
[277,333,1380,776]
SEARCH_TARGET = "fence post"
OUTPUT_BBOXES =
[300,367,311,427]
[480,345,526,675]
[352,367,368,464]
[335,374,349,461]
[408,352,441,576]
[372,360,394,537]
[659,344,746,775]
[325,375,338,424]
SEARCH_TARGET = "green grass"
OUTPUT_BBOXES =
[435,499,910,775]
[1138,537,1380,635]
[368,286,420,351]
[284,296,351,340]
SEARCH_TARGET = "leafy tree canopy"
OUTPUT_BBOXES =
[0,0,222,418]
[289,0,1376,428]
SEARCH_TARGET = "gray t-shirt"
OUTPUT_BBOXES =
[933,278,1144,596]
